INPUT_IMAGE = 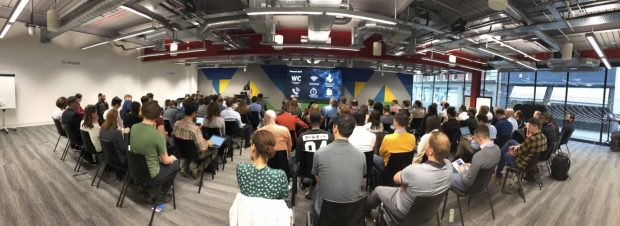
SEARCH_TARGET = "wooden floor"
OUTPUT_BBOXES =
[0,125,618,226]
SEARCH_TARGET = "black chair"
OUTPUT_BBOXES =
[364,151,374,191]
[501,152,543,203]
[224,121,244,155]
[380,152,415,186]
[249,111,261,131]
[61,124,83,161]
[174,137,214,193]
[377,192,446,226]
[409,118,423,133]
[267,150,292,179]
[494,134,511,151]
[164,120,173,137]
[441,166,496,226]
[95,139,128,189]
[52,118,68,153]
[383,123,394,134]
[308,197,367,226]
[202,126,232,166]
[539,138,560,175]
[120,151,176,226]
[76,130,102,172]
[559,127,574,157]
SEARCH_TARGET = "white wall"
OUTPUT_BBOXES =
[0,23,197,128]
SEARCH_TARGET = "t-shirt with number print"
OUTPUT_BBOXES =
[296,129,333,161]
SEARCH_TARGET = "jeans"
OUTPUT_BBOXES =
[366,186,406,221]
[496,139,520,177]
[373,154,385,174]
[451,173,467,192]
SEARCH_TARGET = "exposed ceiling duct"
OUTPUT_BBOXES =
[42,0,134,42]
[307,0,342,43]
[351,22,412,47]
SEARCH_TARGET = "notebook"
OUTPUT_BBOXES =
[209,135,226,147]
[460,127,471,136]
[452,158,468,173]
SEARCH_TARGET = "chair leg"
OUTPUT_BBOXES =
[501,170,509,193]
[546,160,551,175]
[96,164,106,188]
[198,165,205,194]
[536,171,543,190]
[61,142,70,161]
[73,151,83,172]
[517,172,526,203]
[148,202,157,226]
[565,144,571,158]
[91,160,103,186]
[467,196,471,207]
[116,173,130,207]
[172,181,176,209]
[486,187,495,220]
[456,196,464,226]
[441,190,449,219]
[53,136,61,152]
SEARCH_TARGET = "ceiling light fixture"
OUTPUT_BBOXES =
[601,58,611,70]
[170,42,178,56]
[0,24,13,39]
[137,52,168,58]
[477,47,512,61]
[0,0,29,39]
[421,57,485,72]
[514,60,538,71]
[137,48,207,58]
[119,5,152,20]
[490,38,541,62]
[274,44,359,51]
[586,32,611,69]
[246,10,323,16]
[81,41,109,50]
[113,28,156,41]
[326,12,396,25]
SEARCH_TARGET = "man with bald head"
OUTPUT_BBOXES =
[366,131,453,221]
[258,110,293,178]
[505,108,518,132]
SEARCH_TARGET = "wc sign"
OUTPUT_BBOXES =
[291,75,302,85]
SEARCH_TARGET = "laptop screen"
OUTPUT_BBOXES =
[209,135,225,147]
[460,127,471,136]
[196,117,204,125]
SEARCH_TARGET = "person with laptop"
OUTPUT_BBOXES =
[173,100,218,179]
[451,125,500,191]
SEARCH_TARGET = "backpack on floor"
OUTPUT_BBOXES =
[551,152,570,180]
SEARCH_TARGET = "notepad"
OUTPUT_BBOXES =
[210,135,225,147]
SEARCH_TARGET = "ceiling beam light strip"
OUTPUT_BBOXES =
[81,41,109,50]
[0,0,30,39]
[586,32,611,69]
[113,28,156,41]
[119,5,153,20]
[274,44,359,51]
[245,7,397,25]
[476,47,538,70]
[421,57,485,72]
[325,12,397,25]
[137,48,207,58]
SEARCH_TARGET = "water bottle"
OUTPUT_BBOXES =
[449,208,454,223]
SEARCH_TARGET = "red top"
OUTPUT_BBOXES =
[275,112,309,133]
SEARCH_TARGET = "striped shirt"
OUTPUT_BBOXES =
[173,118,209,151]
[515,132,547,169]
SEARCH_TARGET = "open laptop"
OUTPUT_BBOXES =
[460,126,471,136]
[209,135,226,148]
[195,116,204,125]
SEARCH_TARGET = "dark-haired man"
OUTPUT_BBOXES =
[560,113,575,143]
[495,118,547,178]
[494,108,513,138]
[163,100,181,127]
[96,93,109,125]
[75,93,85,117]
[297,112,334,199]
[349,110,376,152]
[312,114,366,217]
[130,101,179,204]
[366,131,452,221]
[452,126,500,191]
[441,106,460,154]
[62,96,83,149]
[374,112,416,173]
[103,96,123,129]
[221,98,252,147]
[173,101,217,179]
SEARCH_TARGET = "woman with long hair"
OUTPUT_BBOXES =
[81,105,102,153]
[422,103,441,134]
[123,101,141,129]
[236,100,251,125]
[236,130,290,207]
[99,109,128,167]
[364,109,384,133]
[204,101,226,135]
[289,99,302,118]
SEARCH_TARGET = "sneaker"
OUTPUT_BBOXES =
[305,187,314,200]
[154,194,172,205]
[191,168,200,179]
[179,169,191,178]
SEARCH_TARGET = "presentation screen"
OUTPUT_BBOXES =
[288,68,342,100]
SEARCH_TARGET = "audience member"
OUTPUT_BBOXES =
[541,112,560,154]
[312,114,365,216]
[221,98,252,148]
[276,102,309,133]
[560,113,575,141]
[422,103,441,134]
[146,93,154,102]
[96,93,109,125]
[236,130,290,207]
[129,101,179,204]
[236,100,251,125]
[413,117,441,164]
[321,98,339,120]
[441,106,461,154]
[120,94,133,119]
[100,109,129,166]
[390,100,401,114]
[350,99,359,113]
[62,96,83,148]
[364,110,384,133]
[349,110,376,152]
[505,108,518,132]
[203,101,226,134]
[533,110,542,120]
[380,106,394,126]
[460,108,478,133]
[296,112,333,199]
[75,93,85,117]
[457,105,469,121]
[163,100,182,127]
[123,102,142,129]
[515,110,525,129]
[290,99,302,118]
[338,103,351,116]
[494,108,513,138]
[103,97,123,129]
[374,113,416,172]
[451,126,500,191]
[366,131,452,221]
[52,97,67,121]
[197,98,209,116]
[259,110,292,155]
[257,93,268,112]
[495,118,547,178]
[439,101,450,122]
[173,101,217,179]
[249,96,263,120]
[80,105,101,163]
[478,105,493,121]
[477,114,497,140]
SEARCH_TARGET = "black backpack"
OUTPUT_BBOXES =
[551,152,570,180]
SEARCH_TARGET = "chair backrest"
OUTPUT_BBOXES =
[52,118,67,137]
[174,136,200,161]
[525,151,543,171]
[62,124,83,147]
[364,151,374,176]
[383,123,394,134]
[318,197,367,226]
[382,151,415,186]
[224,120,239,136]
[409,118,423,130]
[99,139,127,170]
[465,166,496,194]
[398,191,447,225]
[298,149,315,177]
[494,134,511,149]
[126,151,153,185]
[373,132,385,154]
[164,120,173,133]
[202,127,222,139]
[80,130,98,154]
[559,127,574,145]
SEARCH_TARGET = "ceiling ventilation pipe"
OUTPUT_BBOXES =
[351,22,412,48]
[307,0,342,43]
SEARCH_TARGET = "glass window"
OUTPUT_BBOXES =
[412,74,424,102]
[507,71,535,107]
[481,70,499,107]
[567,68,607,142]
[421,75,434,107]
[447,73,465,107]
[498,72,509,108]
[536,70,567,125]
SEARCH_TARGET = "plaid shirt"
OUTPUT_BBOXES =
[173,119,209,151]
[515,132,547,169]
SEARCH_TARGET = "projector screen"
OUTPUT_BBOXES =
[288,68,342,100]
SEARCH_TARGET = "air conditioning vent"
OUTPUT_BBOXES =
[546,58,600,72]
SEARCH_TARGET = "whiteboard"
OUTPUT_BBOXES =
[0,74,16,109]
[476,96,492,113]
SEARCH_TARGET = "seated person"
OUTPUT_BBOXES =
[276,101,309,135]
[494,108,514,138]
[236,130,290,207]
[495,118,547,179]
[440,107,461,154]
[123,102,141,129]
[451,126,500,191]
[373,112,416,173]
[221,98,252,148]
[100,109,129,167]
[173,101,218,179]
[296,112,334,199]
[62,96,83,149]
[130,101,179,204]
[364,110,384,133]
[366,131,452,221]
[202,101,229,157]
[455,114,499,162]
[163,100,181,127]
[80,105,101,163]
[349,110,376,152]
[259,110,292,178]
[52,96,67,121]
[312,114,366,217]
[103,97,123,129]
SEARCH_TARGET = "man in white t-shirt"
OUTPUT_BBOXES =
[349,111,376,152]
[506,108,518,132]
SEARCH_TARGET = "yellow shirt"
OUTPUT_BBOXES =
[379,132,416,166]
